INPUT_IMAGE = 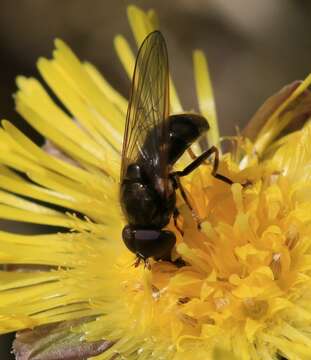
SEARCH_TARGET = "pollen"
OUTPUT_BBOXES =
[243,299,269,320]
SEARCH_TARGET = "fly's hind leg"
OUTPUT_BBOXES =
[171,146,234,229]
[187,147,208,166]
[182,146,233,185]
[187,146,233,184]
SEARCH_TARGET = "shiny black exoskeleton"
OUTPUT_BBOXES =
[120,31,231,265]
[121,114,208,261]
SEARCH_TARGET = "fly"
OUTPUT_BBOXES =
[120,31,232,266]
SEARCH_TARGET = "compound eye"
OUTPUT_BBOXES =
[134,229,176,260]
[122,225,136,254]
[122,226,176,261]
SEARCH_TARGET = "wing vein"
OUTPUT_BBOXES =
[121,31,170,198]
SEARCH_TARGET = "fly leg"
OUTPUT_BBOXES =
[187,147,197,160]
[173,208,184,236]
[171,146,233,228]
[171,173,202,228]
[181,146,233,185]
[185,146,252,186]
[187,147,208,165]
[133,256,142,267]
[133,255,151,270]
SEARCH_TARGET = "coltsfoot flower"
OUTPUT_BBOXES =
[1,5,311,360]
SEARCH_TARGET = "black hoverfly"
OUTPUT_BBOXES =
[120,31,232,266]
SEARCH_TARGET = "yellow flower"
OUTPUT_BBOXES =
[1,5,311,360]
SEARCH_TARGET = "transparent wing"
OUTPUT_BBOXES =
[121,31,170,197]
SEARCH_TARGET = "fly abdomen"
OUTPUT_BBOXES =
[167,113,209,165]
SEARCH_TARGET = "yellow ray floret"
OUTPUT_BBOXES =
[0,4,311,360]
[193,50,219,147]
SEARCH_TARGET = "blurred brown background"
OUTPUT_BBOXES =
[0,0,310,358]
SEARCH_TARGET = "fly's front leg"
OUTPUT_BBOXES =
[133,255,151,269]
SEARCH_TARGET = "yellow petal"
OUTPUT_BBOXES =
[193,50,219,146]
